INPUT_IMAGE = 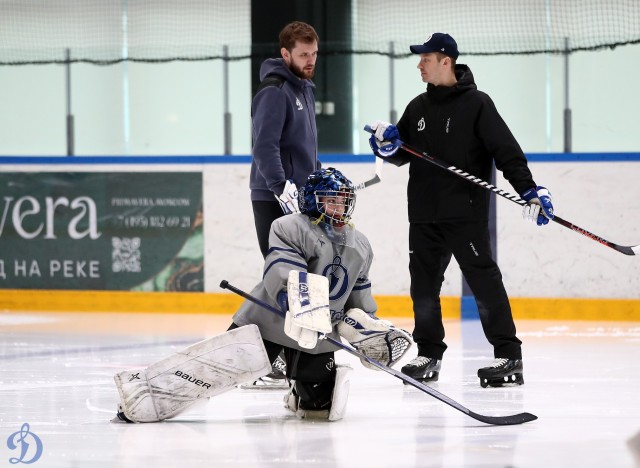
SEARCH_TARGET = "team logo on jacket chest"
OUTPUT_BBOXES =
[417,117,425,131]
[322,255,349,300]
[295,97,303,110]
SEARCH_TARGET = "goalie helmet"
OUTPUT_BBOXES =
[298,167,356,226]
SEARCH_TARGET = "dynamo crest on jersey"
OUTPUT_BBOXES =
[323,255,349,301]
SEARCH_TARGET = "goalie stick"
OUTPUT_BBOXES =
[219,280,537,426]
[364,125,640,256]
[352,157,383,191]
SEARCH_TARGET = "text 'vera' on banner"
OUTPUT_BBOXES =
[0,172,203,291]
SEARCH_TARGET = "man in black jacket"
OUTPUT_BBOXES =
[368,33,554,388]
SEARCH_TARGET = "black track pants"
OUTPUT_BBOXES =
[252,200,285,258]
[409,221,522,360]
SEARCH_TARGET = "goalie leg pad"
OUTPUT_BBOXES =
[114,324,271,423]
[328,364,352,421]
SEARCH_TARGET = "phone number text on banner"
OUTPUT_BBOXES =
[0,172,203,291]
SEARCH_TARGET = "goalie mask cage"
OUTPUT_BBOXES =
[1,0,639,66]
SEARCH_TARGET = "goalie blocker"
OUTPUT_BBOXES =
[283,272,412,370]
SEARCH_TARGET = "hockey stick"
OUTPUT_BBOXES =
[353,157,383,191]
[364,125,640,256]
[220,280,537,426]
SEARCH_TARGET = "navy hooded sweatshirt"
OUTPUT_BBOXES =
[250,58,319,201]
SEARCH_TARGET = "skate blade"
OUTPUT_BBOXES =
[401,372,439,385]
[239,379,289,390]
[480,373,524,388]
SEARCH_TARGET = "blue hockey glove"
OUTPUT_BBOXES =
[369,134,401,158]
[370,120,400,142]
[521,186,554,226]
[368,121,402,158]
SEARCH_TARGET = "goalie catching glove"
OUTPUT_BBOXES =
[283,270,332,349]
[337,308,412,370]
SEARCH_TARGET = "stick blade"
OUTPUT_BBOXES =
[615,244,640,256]
[353,174,381,191]
[363,174,381,188]
[374,156,384,177]
[468,411,538,426]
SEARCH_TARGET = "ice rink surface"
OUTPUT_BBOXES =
[1,312,639,467]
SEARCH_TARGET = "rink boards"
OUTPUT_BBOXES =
[1,157,639,323]
[2,289,639,321]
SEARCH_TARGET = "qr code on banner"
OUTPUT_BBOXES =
[112,237,141,273]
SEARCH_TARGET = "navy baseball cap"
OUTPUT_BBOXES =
[410,33,459,59]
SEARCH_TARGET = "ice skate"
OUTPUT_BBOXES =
[477,358,524,388]
[400,356,441,383]
[240,353,288,390]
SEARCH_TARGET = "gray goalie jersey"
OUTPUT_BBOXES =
[232,214,377,354]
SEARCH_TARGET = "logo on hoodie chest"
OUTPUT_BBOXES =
[295,97,303,110]
[417,116,452,134]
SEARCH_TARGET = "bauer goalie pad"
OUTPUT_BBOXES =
[336,308,412,370]
[114,324,271,423]
[285,271,332,349]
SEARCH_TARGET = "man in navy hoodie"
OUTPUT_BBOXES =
[247,21,321,388]
[250,21,321,259]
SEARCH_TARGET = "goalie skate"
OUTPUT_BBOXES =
[478,358,524,388]
[239,353,288,390]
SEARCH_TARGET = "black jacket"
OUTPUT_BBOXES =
[391,64,535,223]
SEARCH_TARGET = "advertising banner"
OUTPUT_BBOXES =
[0,172,203,291]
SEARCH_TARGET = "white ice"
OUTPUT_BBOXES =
[1,313,639,467]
